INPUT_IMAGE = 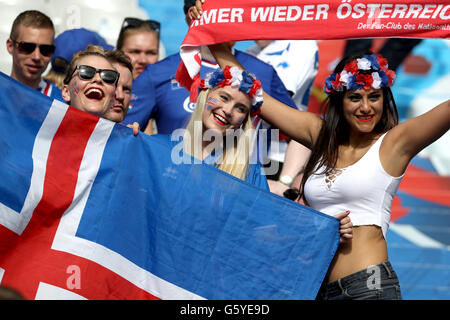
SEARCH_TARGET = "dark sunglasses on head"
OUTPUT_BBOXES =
[53,57,69,73]
[121,17,161,33]
[65,65,120,85]
[12,40,55,57]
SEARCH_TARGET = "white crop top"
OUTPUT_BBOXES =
[304,132,404,238]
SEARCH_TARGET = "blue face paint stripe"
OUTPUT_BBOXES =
[206,97,220,110]
[72,81,79,96]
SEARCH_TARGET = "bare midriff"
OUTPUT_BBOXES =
[325,225,388,283]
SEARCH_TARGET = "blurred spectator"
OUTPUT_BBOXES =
[44,28,113,89]
[116,17,161,79]
[247,40,319,196]
[344,38,422,71]
[6,10,62,100]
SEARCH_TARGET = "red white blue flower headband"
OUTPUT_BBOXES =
[199,65,264,113]
[324,53,396,95]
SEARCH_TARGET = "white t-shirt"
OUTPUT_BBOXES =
[247,40,319,162]
[247,40,318,111]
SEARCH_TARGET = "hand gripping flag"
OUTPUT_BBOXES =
[0,72,339,300]
[176,0,450,95]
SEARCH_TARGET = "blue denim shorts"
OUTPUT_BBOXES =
[316,260,402,300]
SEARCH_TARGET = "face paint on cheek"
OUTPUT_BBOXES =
[205,97,220,111]
[72,81,79,96]
[236,117,245,125]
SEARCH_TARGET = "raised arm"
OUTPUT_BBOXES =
[208,43,323,150]
[382,99,450,177]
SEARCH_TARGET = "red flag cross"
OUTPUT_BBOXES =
[0,106,158,300]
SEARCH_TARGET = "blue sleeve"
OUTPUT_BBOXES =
[268,69,297,109]
[245,163,269,191]
[50,85,64,103]
[122,69,156,129]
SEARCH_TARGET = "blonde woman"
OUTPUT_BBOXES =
[164,65,269,189]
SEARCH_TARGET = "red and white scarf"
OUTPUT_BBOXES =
[176,0,449,99]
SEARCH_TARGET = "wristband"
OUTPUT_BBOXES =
[279,175,293,187]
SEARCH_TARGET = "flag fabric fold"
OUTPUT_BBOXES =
[0,72,340,300]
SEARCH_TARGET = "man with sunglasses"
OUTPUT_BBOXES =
[6,10,62,101]
[116,17,161,80]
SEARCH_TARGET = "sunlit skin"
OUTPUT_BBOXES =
[6,26,54,89]
[121,31,158,79]
[202,86,251,135]
[342,88,384,139]
[108,62,133,123]
[201,86,251,159]
[61,55,116,120]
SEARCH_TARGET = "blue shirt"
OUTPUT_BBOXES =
[152,134,269,191]
[123,50,296,133]
[38,79,64,102]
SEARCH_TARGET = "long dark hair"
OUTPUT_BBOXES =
[299,51,399,205]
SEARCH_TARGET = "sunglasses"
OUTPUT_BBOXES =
[65,65,120,85]
[12,40,55,57]
[121,17,161,33]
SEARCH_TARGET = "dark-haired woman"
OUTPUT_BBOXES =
[209,43,449,300]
